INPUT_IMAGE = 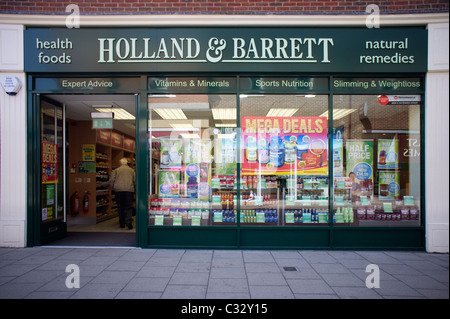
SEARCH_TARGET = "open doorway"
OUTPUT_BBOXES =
[41,94,137,247]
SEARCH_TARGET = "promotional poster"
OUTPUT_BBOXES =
[241,116,328,176]
[42,141,58,184]
[345,139,374,188]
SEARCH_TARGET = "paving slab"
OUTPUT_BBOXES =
[0,247,447,300]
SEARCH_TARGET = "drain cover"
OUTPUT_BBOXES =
[283,266,297,271]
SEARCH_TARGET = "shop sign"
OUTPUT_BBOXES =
[149,77,237,93]
[33,77,141,92]
[92,118,113,129]
[378,94,421,105]
[96,129,112,144]
[333,78,422,93]
[123,136,135,152]
[240,77,328,93]
[24,27,427,73]
[111,131,124,148]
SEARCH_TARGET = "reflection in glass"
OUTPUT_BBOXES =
[332,95,421,227]
[240,95,329,226]
[148,95,237,226]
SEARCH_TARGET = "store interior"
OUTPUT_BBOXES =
[41,94,136,246]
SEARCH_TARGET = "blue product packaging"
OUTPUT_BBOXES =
[269,136,285,168]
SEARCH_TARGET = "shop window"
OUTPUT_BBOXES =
[332,95,421,226]
[240,95,329,226]
[148,94,237,226]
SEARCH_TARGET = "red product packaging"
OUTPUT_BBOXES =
[366,208,375,220]
[401,208,410,220]
[357,208,366,220]
[409,208,419,220]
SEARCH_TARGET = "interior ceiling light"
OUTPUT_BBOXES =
[95,107,135,120]
[170,123,195,129]
[154,108,187,120]
[211,108,236,120]
[240,94,265,98]
[180,133,200,139]
[218,133,236,139]
[319,109,357,120]
[149,94,177,98]
[266,108,298,117]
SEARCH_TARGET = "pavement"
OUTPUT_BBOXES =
[0,246,448,300]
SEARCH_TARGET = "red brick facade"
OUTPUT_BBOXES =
[0,0,448,15]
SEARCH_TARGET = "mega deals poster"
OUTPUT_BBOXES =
[42,142,58,184]
[241,117,328,176]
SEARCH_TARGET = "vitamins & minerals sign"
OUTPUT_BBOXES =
[24,27,426,73]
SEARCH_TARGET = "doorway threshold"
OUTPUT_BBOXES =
[44,232,136,247]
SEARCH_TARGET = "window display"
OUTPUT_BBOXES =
[240,95,329,226]
[148,94,237,226]
[146,83,422,232]
[332,95,421,226]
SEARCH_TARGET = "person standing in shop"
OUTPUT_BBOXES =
[103,158,135,229]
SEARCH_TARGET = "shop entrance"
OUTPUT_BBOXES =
[38,94,137,247]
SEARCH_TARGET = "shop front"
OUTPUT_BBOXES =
[24,26,427,249]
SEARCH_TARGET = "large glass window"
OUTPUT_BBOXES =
[240,95,329,226]
[146,81,422,230]
[148,94,237,226]
[332,95,421,226]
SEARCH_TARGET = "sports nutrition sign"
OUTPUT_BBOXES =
[24,27,427,73]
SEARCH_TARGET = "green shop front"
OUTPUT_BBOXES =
[25,27,426,249]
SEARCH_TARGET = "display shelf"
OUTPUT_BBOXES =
[95,148,111,222]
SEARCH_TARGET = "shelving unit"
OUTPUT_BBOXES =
[95,145,114,223]
[95,130,135,223]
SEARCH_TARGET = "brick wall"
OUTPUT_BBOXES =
[0,0,448,15]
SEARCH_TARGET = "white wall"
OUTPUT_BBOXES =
[0,24,27,247]
[426,23,449,253]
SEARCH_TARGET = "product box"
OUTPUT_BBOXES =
[377,139,399,169]
[401,208,410,220]
[379,171,400,200]
[160,138,182,169]
[366,208,376,220]
[357,208,367,220]
[409,208,419,220]
[303,212,312,223]
[158,171,180,198]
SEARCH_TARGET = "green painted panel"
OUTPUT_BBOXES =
[240,228,329,249]
[25,27,427,73]
[332,228,425,250]
[147,227,238,248]
[40,220,67,245]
